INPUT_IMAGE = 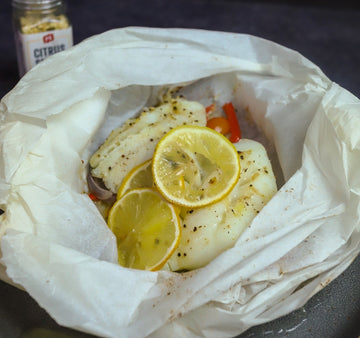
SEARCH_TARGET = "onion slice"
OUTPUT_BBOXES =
[87,169,115,201]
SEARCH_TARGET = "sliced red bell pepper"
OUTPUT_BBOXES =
[205,103,215,115]
[88,192,98,201]
[206,117,230,135]
[222,102,241,143]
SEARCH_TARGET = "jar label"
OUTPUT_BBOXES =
[15,26,73,76]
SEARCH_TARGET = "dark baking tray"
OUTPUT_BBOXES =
[0,1,359,337]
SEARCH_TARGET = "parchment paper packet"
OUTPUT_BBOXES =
[0,27,359,338]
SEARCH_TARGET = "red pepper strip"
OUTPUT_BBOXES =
[223,102,241,143]
[88,192,98,201]
[206,117,230,135]
[205,103,215,115]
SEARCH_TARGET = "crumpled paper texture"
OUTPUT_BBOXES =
[0,27,359,338]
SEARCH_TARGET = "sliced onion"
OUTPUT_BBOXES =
[87,170,115,201]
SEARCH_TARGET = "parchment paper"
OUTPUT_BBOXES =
[0,27,359,338]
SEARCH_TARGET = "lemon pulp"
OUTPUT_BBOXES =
[152,125,240,208]
[108,188,180,271]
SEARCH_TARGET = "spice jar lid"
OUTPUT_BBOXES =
[12,0,64,10]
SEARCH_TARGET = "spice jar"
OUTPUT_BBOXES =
[12,0,73,77]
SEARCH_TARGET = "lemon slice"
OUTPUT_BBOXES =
[108,188,181,271]
[117,159,154,199]
[152,125,241,208]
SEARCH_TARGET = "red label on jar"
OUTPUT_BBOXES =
[43,33,54,43]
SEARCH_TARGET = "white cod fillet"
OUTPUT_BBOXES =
[166,138,277,271]
[89,98,206,193]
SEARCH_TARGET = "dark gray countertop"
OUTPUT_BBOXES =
[0,1,359,337]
